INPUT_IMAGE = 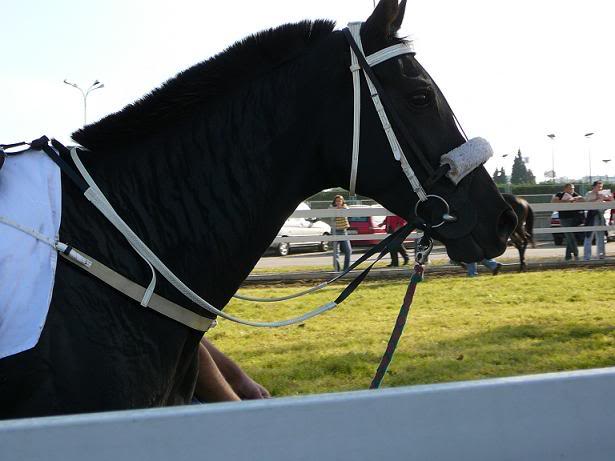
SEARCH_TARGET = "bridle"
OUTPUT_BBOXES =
[343,22,493,229]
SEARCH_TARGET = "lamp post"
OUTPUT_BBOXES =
[501,153,511,193]
[547,133,556,183]
[584,132,595,184]
[602,159,611,183]
[63,79,105,125]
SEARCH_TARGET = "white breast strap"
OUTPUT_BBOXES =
[347,22,427,201]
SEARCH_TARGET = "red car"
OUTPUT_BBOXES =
[347,210,416,247]
[347,215,387,246]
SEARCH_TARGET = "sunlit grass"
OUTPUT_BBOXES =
[210,268,615,396]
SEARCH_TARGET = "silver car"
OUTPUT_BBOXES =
[269,202,331,256]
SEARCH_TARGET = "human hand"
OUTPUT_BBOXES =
[230,374,271,400]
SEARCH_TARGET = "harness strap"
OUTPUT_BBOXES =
[0,214,213,331]
[59,247,216,332]
[0,215,57,247]
[38,136,90,192]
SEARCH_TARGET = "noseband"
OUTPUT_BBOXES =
[343,22,493,228]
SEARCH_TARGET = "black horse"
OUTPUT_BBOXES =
[0,0,515,418]
[503,193,535,271]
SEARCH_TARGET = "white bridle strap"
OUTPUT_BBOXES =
[366,42,415,67]
[348,23,362,195]
[347,22,427,201]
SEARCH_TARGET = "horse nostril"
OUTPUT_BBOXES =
[497,208,517,243]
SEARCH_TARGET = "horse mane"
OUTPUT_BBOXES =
[72,20,336,151]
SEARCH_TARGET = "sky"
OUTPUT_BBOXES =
[1,0,614,182]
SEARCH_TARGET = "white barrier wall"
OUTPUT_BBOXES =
[1,367,614,461]
[274,202,615,243]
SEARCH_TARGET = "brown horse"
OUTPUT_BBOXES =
[503,194,535,271]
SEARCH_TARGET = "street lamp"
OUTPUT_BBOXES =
[63,79,105,125]
[501,153,511,193]
[547,133,556,183]
[584,132,595,184]
[602,159,611,183]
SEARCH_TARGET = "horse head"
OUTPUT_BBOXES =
[320,0,516,263]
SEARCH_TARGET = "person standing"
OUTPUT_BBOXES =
[582,180,613,260]
[380,215,409,267]
[331,195,352,272]
[465,259,502,277]
[551,183,584,261]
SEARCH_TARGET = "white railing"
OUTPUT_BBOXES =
[1,367,613,460]
[272,202,615,244]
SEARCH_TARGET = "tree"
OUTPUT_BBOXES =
[492,167,508,185]
[499,167,508,185]
[511,149,531,184]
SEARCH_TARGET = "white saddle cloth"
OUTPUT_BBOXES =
[0,148,61,359]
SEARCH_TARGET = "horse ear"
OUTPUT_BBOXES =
[390,0,407,33]
[365,0,406,38]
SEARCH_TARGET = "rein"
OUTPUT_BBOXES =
[370,262,424,389]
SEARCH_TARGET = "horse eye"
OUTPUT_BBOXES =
[409,90,432,108]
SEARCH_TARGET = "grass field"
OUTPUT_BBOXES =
[209,268,615,397]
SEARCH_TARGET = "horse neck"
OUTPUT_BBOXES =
[74,71,327,307]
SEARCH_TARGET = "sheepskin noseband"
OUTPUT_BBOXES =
[441,137,493,185]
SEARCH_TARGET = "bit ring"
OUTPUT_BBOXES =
[414,194,456,229]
